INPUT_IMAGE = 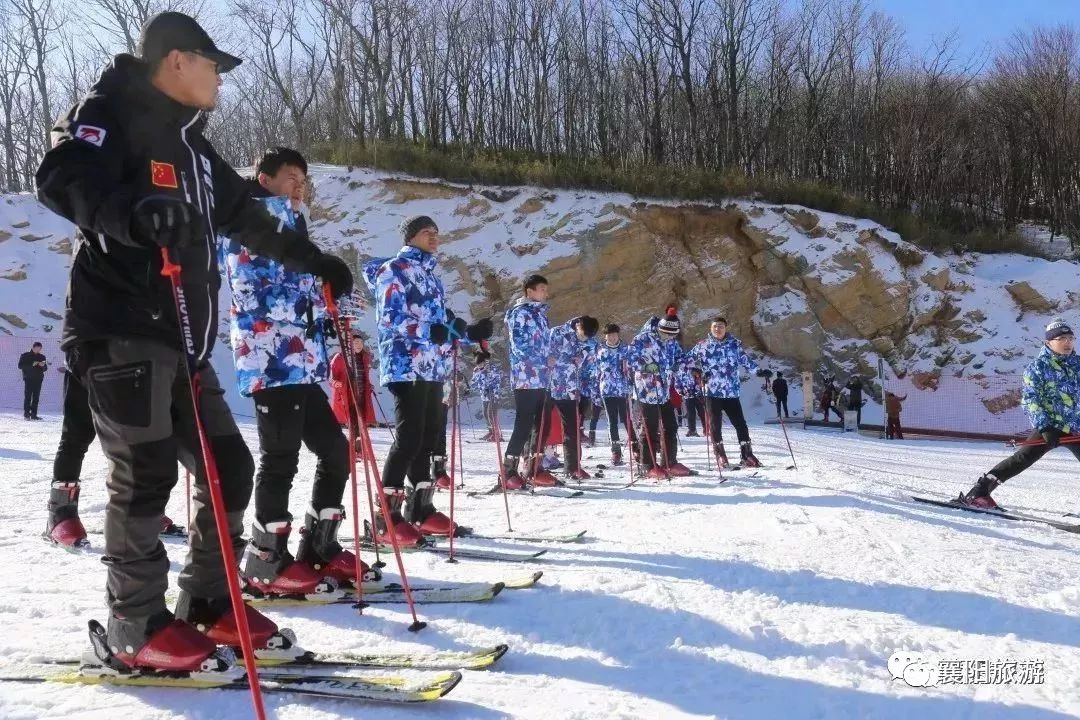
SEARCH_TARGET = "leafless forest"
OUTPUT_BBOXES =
[3,0,1079,245]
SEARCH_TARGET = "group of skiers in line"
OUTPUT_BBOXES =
[497,288,764,490]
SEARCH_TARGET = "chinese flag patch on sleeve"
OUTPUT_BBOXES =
[150,161,178,189]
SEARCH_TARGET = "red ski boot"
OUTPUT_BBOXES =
[160,514,185,537]
[960,474,1002,510]
[45,481,88,549]
[611,444,625,467]
[175,593,306,663]
[713,442,731,468]
[569,468,592,481]
[432,456,453,490]
[645,465,668,480]
[98,611,223,673]
[408,482,458,537]
[241,519,340,599]
[666,462,693,477]
[297,506,381,586]
[373,488,425,546]
[530,468,563,486]
[740,442,762,468]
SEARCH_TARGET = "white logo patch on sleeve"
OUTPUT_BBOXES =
[73,125,107,147]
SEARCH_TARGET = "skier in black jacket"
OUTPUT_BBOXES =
[17,342,47,419]
[34,12,352,674]
[772,373,789,418]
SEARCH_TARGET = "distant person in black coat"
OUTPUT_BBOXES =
[845,375,864,426]
[772,373,789,418]
[17,342,47,420]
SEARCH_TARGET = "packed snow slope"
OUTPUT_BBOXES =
[0,409,1078,719]
[3,163,1080,429]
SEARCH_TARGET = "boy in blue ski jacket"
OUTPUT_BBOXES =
[470,350,504,441]
[580,337,603,446]
[364,215,493,541]
[963,319,1080,509]
[501,274,553,487]
[220,147,364,597]
[627,307,692,476]
[548,315,600,479]
[688,316,761,467]
[597,323,635,465]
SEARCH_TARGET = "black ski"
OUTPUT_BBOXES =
[911,495,1080,533]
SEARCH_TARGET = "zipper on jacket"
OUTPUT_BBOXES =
[179,112,214,361]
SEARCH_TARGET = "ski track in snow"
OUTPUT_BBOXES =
[0,412,1078,719]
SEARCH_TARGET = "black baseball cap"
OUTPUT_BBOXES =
[138,12,242,73]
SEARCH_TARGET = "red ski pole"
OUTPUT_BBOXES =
[447,346,459,563]
[623,394,640,484]
[160,250,267,720]
[490,399,514,532]
[325,287,425,631]
[701,380,725,478]
[778,412,798,470]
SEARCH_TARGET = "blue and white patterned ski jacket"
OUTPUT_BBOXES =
[1023,345,1080,433]
[505,297,550,390]
[627,317,684,405]
[581,338,601,401]
[221,194,329,397]
[470,364,504,401]
[548,318,590,401]
[689,334,758,399]
[596,342,631,398]
[674,356,703,399]
[363,245,450,385]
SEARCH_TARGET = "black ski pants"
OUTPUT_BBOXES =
[506,388,547,458]
[382,380,443,489]
[554,398,582,472]
[775,394,789,418]
[707,397,751,444]
[252,384,348,525]
[53,370,96,485]
[604,396,633,444]
[638,402,678,468]
[685,396,706,434]
[23,375,42,417]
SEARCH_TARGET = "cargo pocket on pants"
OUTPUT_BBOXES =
[88,361,153,428]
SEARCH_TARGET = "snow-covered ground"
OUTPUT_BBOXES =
[0,407,1077,719]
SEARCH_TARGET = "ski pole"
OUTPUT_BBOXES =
[373,393,397,443]
[323,300,371,611]
[490,399,514,532]
[657,408,673,481]
[703,391,725,478]
[185,469,192,536]
[574,398,583,478]
[447,346,459,563]
[778,412,798,470]
[325,287,424,631]
[529,394,550,482]
[457,384,467,489]
[160,250,267,720]
[623,395,640,484]
[1007,433,1080,448]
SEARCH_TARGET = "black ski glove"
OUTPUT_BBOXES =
[1041,427,1062,449]
[311,253,353,299]
[430,323,450,345]
[132,195,202,249]
[449,317,467,339]
[466,317,494,342]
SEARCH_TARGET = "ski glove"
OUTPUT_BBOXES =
[430,323,450,345]
[132,195,202,249]
[1040,427,1063,449]
[466,317,494,342]
[450,317,468,339]
[311,254,354,298]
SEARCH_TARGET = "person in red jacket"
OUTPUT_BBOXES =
[330,332,377,433]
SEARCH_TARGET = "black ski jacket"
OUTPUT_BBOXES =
[36,54,321,362]
[772,377,788,398]
[18,351,47,381]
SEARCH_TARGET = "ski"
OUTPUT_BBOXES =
[911,495,1080,533]
[418,544,549,562]
[0,667,460,703]
[451,529,587,543]
[245,581,505,607]
[39,644,509,674]
[466,487,584,499]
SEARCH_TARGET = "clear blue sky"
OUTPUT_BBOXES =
[873,0,1080,64]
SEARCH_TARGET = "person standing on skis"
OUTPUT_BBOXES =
[961,319,1080,509]
[35,12,352,673]
[548,315,600,481]
[220,147,373,599]
[502,274,552,488]
[689,316,762,468]
[470,349,504,441]
[363,215,492,543]
[675,359,706,437]
[627,306,690,477]
[597,323,634,466]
